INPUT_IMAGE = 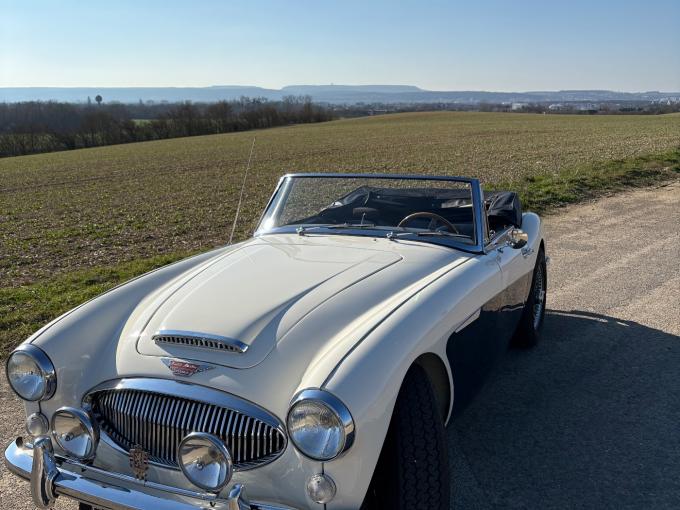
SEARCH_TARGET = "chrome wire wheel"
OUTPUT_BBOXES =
[532,261,546,330]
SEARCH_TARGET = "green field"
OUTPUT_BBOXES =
[1,111,679,355]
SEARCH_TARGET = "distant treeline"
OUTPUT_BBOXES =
[0,96,334,157]
[334,101,680,117]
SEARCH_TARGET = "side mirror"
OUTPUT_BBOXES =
[508,228,528,249]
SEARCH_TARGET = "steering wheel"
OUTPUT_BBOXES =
[397,212,460,234]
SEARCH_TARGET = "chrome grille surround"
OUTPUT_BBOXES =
[152,330,248,353]
[83,378,286,471]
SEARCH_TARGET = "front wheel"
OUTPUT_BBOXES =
[362,365,450,509]
[512,247,547,348]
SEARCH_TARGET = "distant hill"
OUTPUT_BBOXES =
[1,85,678,104]
[282,84,423,94]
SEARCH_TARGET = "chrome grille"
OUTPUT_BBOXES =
[89,386,285,470]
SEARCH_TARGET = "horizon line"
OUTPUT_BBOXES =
[1,84,679,94]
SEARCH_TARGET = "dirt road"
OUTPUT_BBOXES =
[1,181,679,509]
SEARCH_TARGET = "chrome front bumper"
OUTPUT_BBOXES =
[4,437,296,510]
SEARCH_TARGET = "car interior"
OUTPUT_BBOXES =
[290,186,522,241]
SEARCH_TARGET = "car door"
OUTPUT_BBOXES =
[491,227,535,336]
[445,247,507,415]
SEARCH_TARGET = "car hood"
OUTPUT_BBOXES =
[135,237,402,368]
[27,234,472,422]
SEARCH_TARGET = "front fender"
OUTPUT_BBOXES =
[321,254,501,509]
[21,246,233,413]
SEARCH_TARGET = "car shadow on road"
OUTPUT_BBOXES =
[448,309,680,510]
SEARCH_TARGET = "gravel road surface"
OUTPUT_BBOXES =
[450,181,680,509]
[2,181,679,509]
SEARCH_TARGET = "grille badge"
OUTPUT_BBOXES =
[162,358,214,377]
[129,445,149,480]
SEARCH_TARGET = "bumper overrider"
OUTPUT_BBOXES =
[4,436,295,510]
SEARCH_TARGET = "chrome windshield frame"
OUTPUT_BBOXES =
[254,173,488,253]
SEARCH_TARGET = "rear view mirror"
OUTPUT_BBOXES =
[508,228,528,249]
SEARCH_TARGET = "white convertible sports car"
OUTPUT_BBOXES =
[5,174,547,510]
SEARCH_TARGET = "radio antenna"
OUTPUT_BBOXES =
[228,137,256,245]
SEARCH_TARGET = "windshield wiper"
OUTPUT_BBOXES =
[387,230,469,240]
[412,231,468,238]
[296,222,377,235]
[324,222,376,229]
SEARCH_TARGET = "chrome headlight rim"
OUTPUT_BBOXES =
[50,406,100,461]
[287,388,355,461]
[5,344,57,402]
[178,432,233,492]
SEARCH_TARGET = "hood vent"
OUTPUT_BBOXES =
[153,330,248,353]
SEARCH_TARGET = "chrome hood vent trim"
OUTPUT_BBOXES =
[153,330,248,354]
[84,378,286,471]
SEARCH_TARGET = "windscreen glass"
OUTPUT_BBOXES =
[258,176,478,246]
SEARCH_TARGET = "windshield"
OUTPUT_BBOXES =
[256,174,483,249]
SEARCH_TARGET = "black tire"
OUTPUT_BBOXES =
[78,505,93,510]
[512,246,547,348]
[362,365,450,510]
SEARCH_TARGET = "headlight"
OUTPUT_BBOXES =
[6,345,56,401]
[178,432,233,492]
[287,389,355,461]
[51,407,99,460]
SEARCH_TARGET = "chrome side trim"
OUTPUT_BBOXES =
[153,330,249,354]
[288,389,355,461]
[6,344,57,401]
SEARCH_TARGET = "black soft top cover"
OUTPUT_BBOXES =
[484,191,523,228]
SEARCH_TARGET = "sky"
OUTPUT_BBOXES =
[1,0,679,92]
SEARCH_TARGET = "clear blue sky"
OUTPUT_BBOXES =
[2,0,679,91]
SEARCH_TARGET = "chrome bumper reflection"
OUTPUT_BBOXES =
[4,437,296,510]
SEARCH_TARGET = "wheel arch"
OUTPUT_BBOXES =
[412,352,452,423]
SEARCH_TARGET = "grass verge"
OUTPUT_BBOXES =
[1,148,678,358]
[509,148,680,214]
